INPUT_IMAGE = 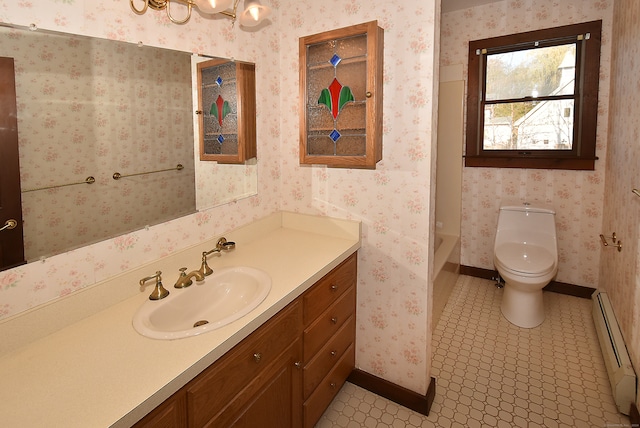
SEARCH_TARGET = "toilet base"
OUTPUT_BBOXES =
[501,285,545,328]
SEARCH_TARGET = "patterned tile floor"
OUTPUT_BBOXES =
[316,275,632,427]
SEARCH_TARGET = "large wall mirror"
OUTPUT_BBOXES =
[0,24,257,268]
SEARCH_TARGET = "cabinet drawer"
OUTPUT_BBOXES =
[303,315,355,399]
[187,301,302,428]
[303,343,355,428]
[303,254,356,325]
[304,286,355,361]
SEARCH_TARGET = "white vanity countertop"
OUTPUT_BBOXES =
[0,212,361,427]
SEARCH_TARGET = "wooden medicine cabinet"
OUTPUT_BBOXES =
[197,59,256,164]
[299,21,384,169]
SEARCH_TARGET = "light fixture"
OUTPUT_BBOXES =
[130,0,272,27]
[238,0,272,27]
[192,0,234,14]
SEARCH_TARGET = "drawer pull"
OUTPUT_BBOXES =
[331,317,338,324]
[253,352,262,363]
[330,382,337,389]
[330,284,338,291]
[330,350,337,357]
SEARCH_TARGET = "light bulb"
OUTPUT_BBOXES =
[249,5,259,21]
[239,0,271,27]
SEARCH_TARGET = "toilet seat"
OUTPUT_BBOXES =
[494,242,556,277]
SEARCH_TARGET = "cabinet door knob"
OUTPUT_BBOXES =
[330,284,338,291]
[331,317,338,324]
[330,350,337,357]
[365,91,372,98]
[253,352,262,363]
[330,382,337,389]
[294,361,302,369]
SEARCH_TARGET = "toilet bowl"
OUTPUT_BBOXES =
[494,203,558,328]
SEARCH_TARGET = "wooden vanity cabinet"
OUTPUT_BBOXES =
[302,253,357,427]
[133,253,357,428]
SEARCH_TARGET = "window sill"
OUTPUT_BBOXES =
[464,156,597,170]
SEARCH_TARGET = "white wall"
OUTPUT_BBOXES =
[436,65,464,237]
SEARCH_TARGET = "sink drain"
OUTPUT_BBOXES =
[193,320,209,327]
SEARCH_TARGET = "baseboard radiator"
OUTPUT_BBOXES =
[592,291,637,415]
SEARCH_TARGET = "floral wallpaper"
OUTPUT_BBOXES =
[600,0,640,407]
[441,0,613,288]
[0,27,195,261]
[277,1,439,395]
[0,0,440,397]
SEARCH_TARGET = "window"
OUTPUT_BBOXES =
[464,21,602,170]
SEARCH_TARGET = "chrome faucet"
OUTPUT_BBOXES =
[199,237,236,276]
[139,271,169,300]
[174,267,205,289]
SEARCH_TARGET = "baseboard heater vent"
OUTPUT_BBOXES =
[592,291,637,415]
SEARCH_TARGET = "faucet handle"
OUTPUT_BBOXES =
[199,237,236,277]
[139,271,169,300]
[175,267,192,288]
[199,252,214,277]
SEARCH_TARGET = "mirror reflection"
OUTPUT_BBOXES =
[0,24,257,268]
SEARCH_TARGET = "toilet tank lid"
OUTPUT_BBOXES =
[500,202,555,215]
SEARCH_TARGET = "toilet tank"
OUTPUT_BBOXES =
[495,203,557,251]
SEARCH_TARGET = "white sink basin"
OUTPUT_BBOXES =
[133,266,271,340]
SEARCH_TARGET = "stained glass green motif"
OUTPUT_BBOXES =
[210,94,231,127]
[318,78,355,120]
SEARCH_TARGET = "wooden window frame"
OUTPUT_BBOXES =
[464,20,602,170]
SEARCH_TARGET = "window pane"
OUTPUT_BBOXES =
[483,100,574,150]
[485,44,576,101]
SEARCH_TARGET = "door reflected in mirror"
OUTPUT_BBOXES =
[0,24,258,268]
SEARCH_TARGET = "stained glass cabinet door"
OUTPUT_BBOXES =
[299,21,384,169]
[197,59,256,164]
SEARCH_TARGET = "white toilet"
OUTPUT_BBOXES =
[494,202,558,328]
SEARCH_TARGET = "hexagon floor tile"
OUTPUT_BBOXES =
[316,275,632,427]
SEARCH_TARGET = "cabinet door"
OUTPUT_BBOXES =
[197,59,256,164]
[187,301,302,428]
[132,390,187,428]
[202,339,303,428]
[299,21,383,169]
